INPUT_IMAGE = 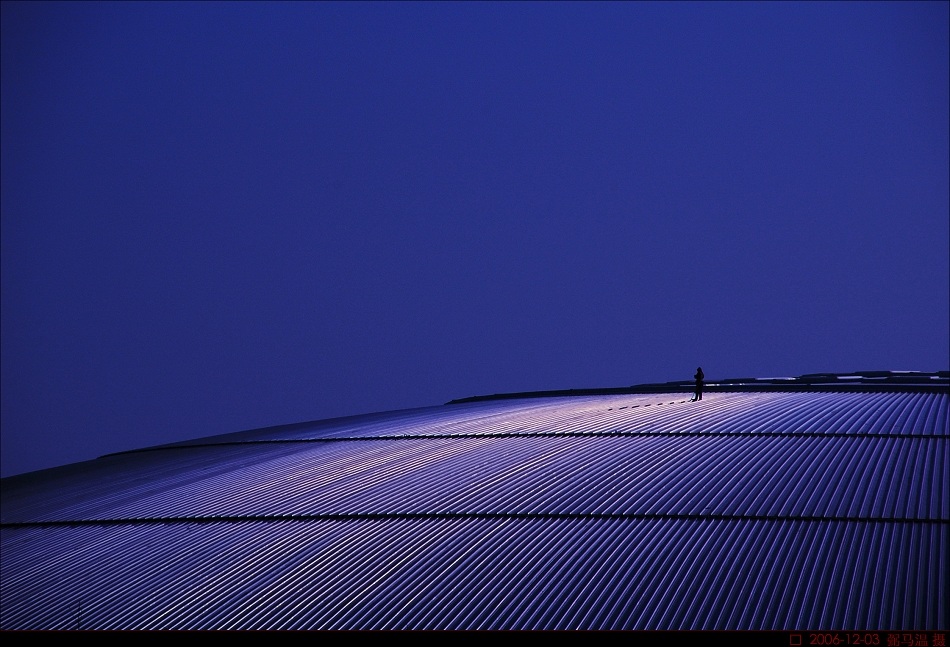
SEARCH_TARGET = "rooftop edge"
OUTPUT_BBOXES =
[446,371,950,405]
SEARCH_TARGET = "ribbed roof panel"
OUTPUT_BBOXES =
[3,435,946,523]
[2,385,947,630]
[1,518,945,630]
[145,391,949,447]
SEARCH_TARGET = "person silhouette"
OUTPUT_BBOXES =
[691,367,705,402]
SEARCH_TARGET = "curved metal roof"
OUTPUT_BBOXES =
[1,372,947,630]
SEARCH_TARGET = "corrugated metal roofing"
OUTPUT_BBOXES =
[2,519,945,630]
[2,374,947,630]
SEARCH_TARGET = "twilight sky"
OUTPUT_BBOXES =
[2,1,948,478]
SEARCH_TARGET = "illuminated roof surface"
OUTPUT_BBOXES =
[1,371,947,630]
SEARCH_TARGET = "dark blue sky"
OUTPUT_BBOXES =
[2,1,948,478]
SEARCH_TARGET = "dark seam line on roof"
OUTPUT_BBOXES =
[3,513,948,529]
[102,431,950,458]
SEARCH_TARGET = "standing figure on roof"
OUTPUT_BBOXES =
[691,367,705,402]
